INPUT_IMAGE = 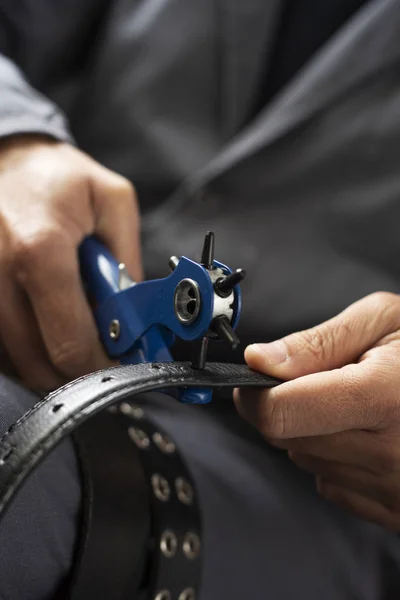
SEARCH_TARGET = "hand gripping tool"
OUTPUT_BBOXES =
[79,232,245,404]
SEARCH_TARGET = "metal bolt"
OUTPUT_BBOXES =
[179,588,196,600]
[160,530,178,558]
[169,256,180,271]
[183,532,201,559]
[154,591,171,600]
[175,477,194,505]
[120,402,144,420]
[128,427,149,449]
[153,432,176,454]
[109,319,121,340]
[151,474,170,502]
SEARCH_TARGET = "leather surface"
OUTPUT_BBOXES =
[69,412,151,600]
[0,362,280,518]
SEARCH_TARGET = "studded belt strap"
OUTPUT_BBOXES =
[0,362,281,599]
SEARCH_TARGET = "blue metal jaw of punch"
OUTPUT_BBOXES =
[79,232,245,404]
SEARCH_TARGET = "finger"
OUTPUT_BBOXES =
[292,454,398,510]
[13,228,111,380]
[317,478,400,531]
[235,359,391,438]
[0,273,64,391]
[244,292,400,379]
[268,430,376,471]
[88,163,143,281]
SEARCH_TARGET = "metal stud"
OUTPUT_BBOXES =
[109,319,121,340]
[151,474,171,502]
[183,532,201,559]
[178,588,196,600]
[128,427,149,449]
[154,590,171,600]
[175,477,194,506]
[118,263,134,290]
[120,402,144,420]
[175,477,194,505]
[153,432,176,454]
[169,256,180,271]
[160,530,178,558]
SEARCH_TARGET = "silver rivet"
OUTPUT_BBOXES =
[120,402,144,420]
[154,591,171,600]
[160,530,178,558]
[109,319,121,340]
[179,588,196,600]
[175,477,194,505]
[151,474,170,502]
[169,255,180,271]
[153,432,176,454]
[128,427,149,449]
[183,532,201,559]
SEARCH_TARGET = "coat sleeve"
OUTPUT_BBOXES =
[0,52,73,143]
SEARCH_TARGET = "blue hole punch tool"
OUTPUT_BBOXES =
[79,232,245,404]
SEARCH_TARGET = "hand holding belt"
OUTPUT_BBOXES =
[0,362,280,599]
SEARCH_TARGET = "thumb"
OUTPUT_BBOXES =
[245,292,400,379]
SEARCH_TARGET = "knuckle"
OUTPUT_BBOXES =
[12,229,61,275]
[293,326,334,364]
[50,339,92,375]
[370,292,400,327]
[262,399,289,438]
[342,365,386,426]
[109,177,140,220]
[113,176,137,202]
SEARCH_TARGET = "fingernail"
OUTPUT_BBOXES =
[249,342,288,366]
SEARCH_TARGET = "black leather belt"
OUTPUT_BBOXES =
[0,362,281,599]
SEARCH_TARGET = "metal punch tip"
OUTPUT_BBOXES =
[201,231,215,269]
[212,315,240,350]
[215,268,246,297]
[192,336,209,370]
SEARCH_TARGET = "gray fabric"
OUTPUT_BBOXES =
[141,392,397,600]
[0,54,72,142]
[0,377,81,600]
[0,0,399,342]
[0,0,400,596]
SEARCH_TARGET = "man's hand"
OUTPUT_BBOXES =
[0,135,142,391]
[234,292,400,530]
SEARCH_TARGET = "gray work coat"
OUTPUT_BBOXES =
[1,4,400,600]
[0,0,399,346]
